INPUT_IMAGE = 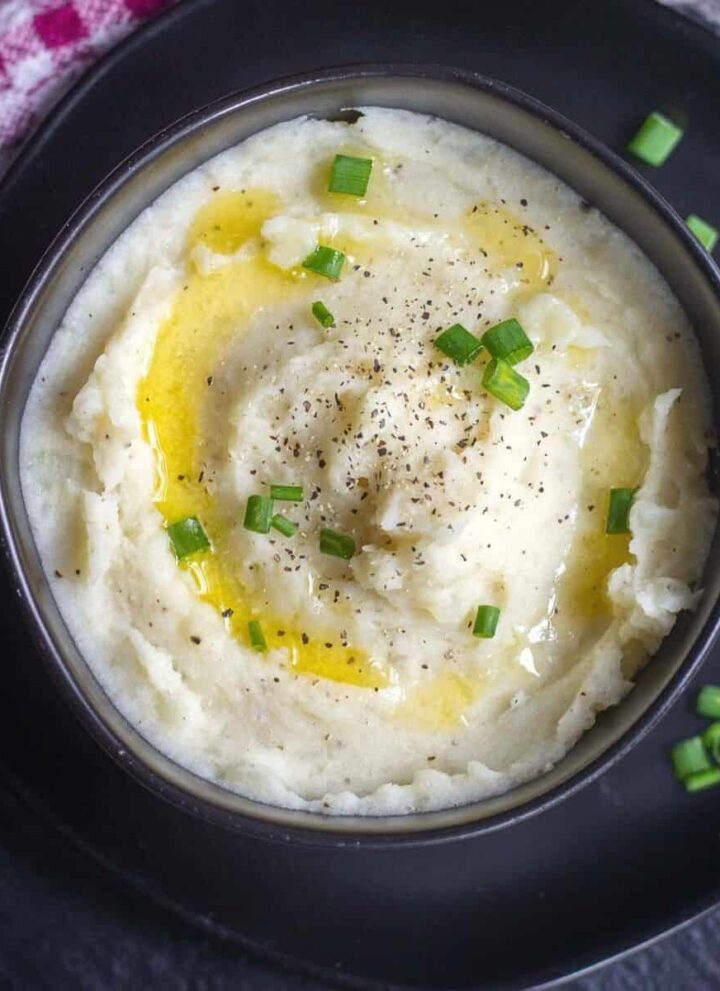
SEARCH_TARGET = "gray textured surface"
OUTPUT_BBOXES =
[658,0,720,30]
[1,781,719,990]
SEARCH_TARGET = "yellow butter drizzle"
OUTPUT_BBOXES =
[137,176,558,717]
[559,528,632,621]
[314,146,558,294]
[557,399,645,620]
[465,201,556,288]
[397,671,479,731]
[140,189,385,689]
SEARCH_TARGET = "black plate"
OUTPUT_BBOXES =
[2,0,720,988]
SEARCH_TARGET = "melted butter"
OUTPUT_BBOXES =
[186,188,279,254]
[398,671,478,730]
[555,393,646,621]
[144,193,296,518]
[139,188,386,689]
[466,201,557,292]
[582,395,647,485]
[558,528,632,620]
[311,148,556,292]
[137,169,558,714]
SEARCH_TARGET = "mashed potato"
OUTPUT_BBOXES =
[20,109,717,814]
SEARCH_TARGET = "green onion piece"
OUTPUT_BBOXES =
[685,768,720,793]
[319,528,356,560]
[702,722,720,764]
[687,214,718,253]
[312,300,335,328]
[697,685,720,719]
[473,605,500,639]
[271,514,298,537]
[606,487,637,535]
[270,484,304,502]
[166,516,210,559]
[328,154,373,197]
[671,736,712,780]
[248,619,267,653]
[303,245,346,280]
[481,318,534,365]
[243,495,273,534]
[627,111,683,167]
[434,324,483,366]
[482,358,530,410]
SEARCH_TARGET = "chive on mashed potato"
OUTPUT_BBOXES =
[20,109,717,814]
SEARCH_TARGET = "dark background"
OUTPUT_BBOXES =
[1,778,720,988]
[2,0,720,988]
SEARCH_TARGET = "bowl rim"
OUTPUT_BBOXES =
[2,61,720,849]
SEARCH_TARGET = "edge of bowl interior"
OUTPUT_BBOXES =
[2,64,720,847]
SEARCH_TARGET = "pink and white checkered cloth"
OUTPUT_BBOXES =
[0,0,173,152]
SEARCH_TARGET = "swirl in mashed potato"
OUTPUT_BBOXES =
[20,109,717,814]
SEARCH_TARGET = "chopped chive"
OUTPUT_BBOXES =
[473,605,500,639]
[166,516,210,559]
[319,528,356,560]
[671,736,712,780]
[270,484,304,502]
[312,300,335,327]
[328,154,373,197]
[271,514,298,537]
[434,323,483,366]
[481,318,534,365]
[248,619,267,652]
[685,768,720,793]
[303,245,345,280]
[243,495,273,534]
[702,722,720,764]
[697,685,720,719]
[687,214,718,253]
[482,358,530,410]
[606,487,637,534]
[627,112,683,166]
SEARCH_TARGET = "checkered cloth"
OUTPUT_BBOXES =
[0,0,173,151]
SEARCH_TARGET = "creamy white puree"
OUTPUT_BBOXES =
[20,109,717,814]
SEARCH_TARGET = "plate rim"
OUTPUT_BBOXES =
[3,752,720,991]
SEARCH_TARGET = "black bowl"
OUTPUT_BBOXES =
[2,64,720,847]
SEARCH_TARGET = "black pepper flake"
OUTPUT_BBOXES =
[190,636,201,645]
